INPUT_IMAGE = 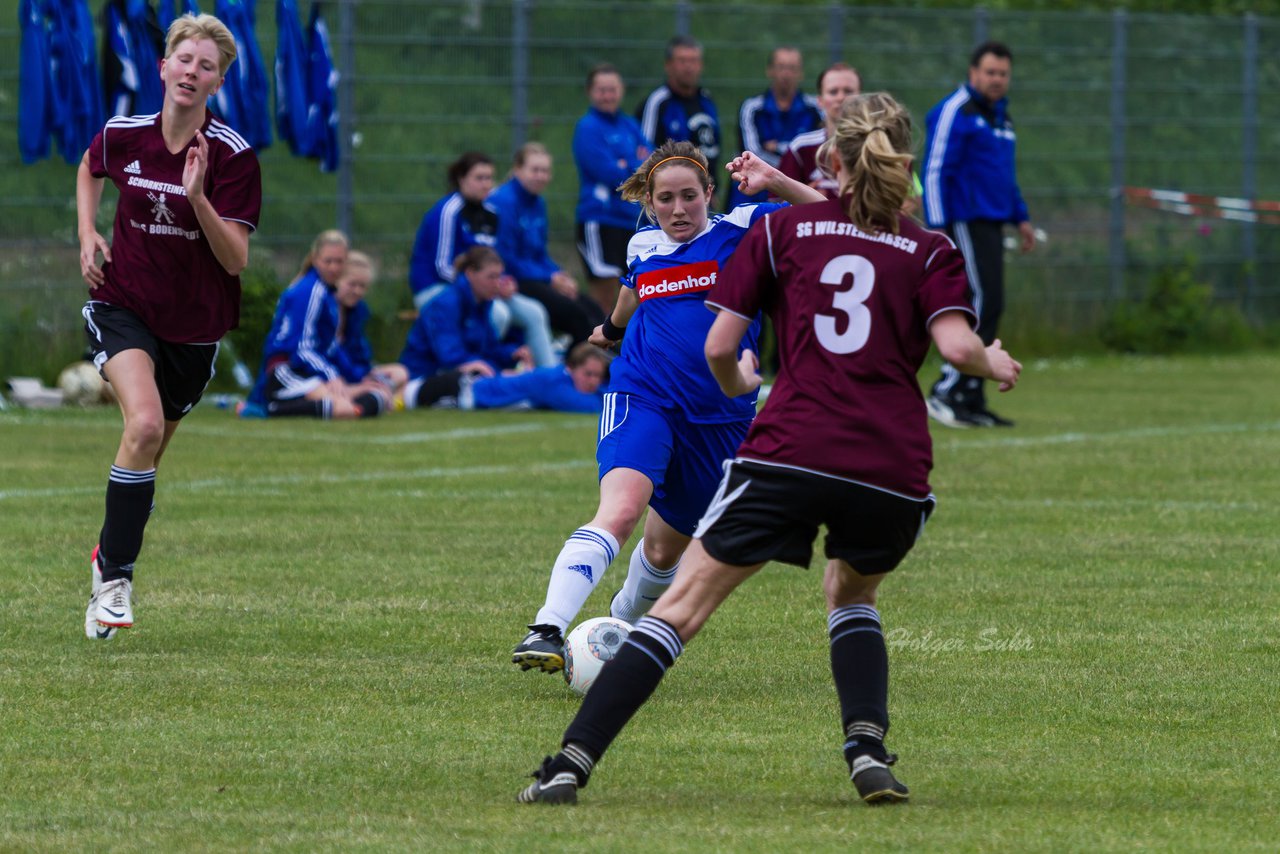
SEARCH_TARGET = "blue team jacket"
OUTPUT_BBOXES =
[408,192,499,299]
[637,84,721,168]
[333,300,373,383]
[922,83,1030,228]
[260,267,342,381]
[398,275,521,379]
[572,106,648,229]
[730,88,822,207]
[488,177,559,283]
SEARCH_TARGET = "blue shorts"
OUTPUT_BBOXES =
[596,391,751,536]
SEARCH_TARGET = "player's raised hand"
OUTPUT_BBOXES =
[183,130,209,199]
[726,151,776,197]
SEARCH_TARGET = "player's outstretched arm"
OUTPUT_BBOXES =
[591,284,638,349]
[725,151,826,205]
[930,312,1021,392]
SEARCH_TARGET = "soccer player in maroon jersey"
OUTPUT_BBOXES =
[517,92,1020,806]
[76,13,262,639]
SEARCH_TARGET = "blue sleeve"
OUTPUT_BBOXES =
[421,291,478,369]
[287,283,341,380]
[408,211,439,295]
[1012,169,1030,224]
[922,103,968,228]
[491,187,541,282]
[530,371,603,413]
[573,118,636,192]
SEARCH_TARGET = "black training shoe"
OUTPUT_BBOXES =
[517,756,578,805]
[926,395,993,429]
[850,754,909,804]
[975,406,1015,427]
[512,624,565,672]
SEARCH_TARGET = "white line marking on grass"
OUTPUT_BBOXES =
[0,414,589,445]
[936,420,1280,451]
[0,458,596,501]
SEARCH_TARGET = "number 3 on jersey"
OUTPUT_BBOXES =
[814,254,874,354]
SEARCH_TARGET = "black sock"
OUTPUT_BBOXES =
[828,604,892,764]
[413,371,463,409]
[561,615,684,767]
[352,391,383,417]
[267,398,326,418]
[98,465,156,582]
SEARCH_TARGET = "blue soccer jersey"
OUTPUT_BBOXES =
[608,203,784,424]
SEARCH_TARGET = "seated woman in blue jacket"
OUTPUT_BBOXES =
[489,143,603,350]
[244,231,385,419]
[399,246,535,381]
[408,151,556,367]
[402,341,608,415]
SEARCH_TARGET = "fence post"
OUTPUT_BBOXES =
[512,0,531,150]
[828,2,843,65]
[336,0,356,239]
[675,0,691,36]
[1242,13,1258,312]
[1108,9,1127,300]
[973,6,988,45]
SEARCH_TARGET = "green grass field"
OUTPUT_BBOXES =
[2,352,1278,851]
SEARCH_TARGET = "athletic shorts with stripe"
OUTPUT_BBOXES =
[576,221,632,280]
[82,300,218,421]
[597,391,751,537]
[693,458,937,575]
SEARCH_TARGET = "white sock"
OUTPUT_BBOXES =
[401,378,424,411]
[610,538,680,624]
[534,526,620,631]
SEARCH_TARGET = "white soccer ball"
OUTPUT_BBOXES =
[564,616,632,696]
[58,362,105,406]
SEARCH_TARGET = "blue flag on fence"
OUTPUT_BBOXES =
[213,0,272,148]
[18,0,53,163]
[305,2,338,172]
[274,0,309,153]
[46,0,103,163]
[103,0,165,118]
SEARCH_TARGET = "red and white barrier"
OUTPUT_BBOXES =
[1125,187,1280,225]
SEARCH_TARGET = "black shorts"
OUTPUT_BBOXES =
[262,356,324,401]
[82,300,218,421]
[694,459,936,575]
[576,221,632,280]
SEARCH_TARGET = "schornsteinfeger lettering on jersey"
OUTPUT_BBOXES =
[607,202,784,424]
[795,219,920,254]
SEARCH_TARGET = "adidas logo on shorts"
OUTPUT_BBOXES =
[124,160,142,175]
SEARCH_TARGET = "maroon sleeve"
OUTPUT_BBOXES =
[707,214,777,320]
[777,146,803,184]
[209,149,262,232]
[86,129,108,178]
[916,234,977,328]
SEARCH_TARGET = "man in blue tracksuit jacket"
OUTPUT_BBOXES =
[729,46,822,207]
[636,36,720,185]
[922,40,1037,429]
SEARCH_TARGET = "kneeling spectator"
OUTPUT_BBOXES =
[399,246,535,381]
[403,342,608,413]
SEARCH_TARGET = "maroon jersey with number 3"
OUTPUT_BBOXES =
[707,199,975,497]
[87,112,262,343]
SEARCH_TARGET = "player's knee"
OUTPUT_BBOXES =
[122,413,165,457]
[643,537,685,570]
[824,561,882,609]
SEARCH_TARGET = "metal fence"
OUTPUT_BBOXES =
[2,0,1278,376]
